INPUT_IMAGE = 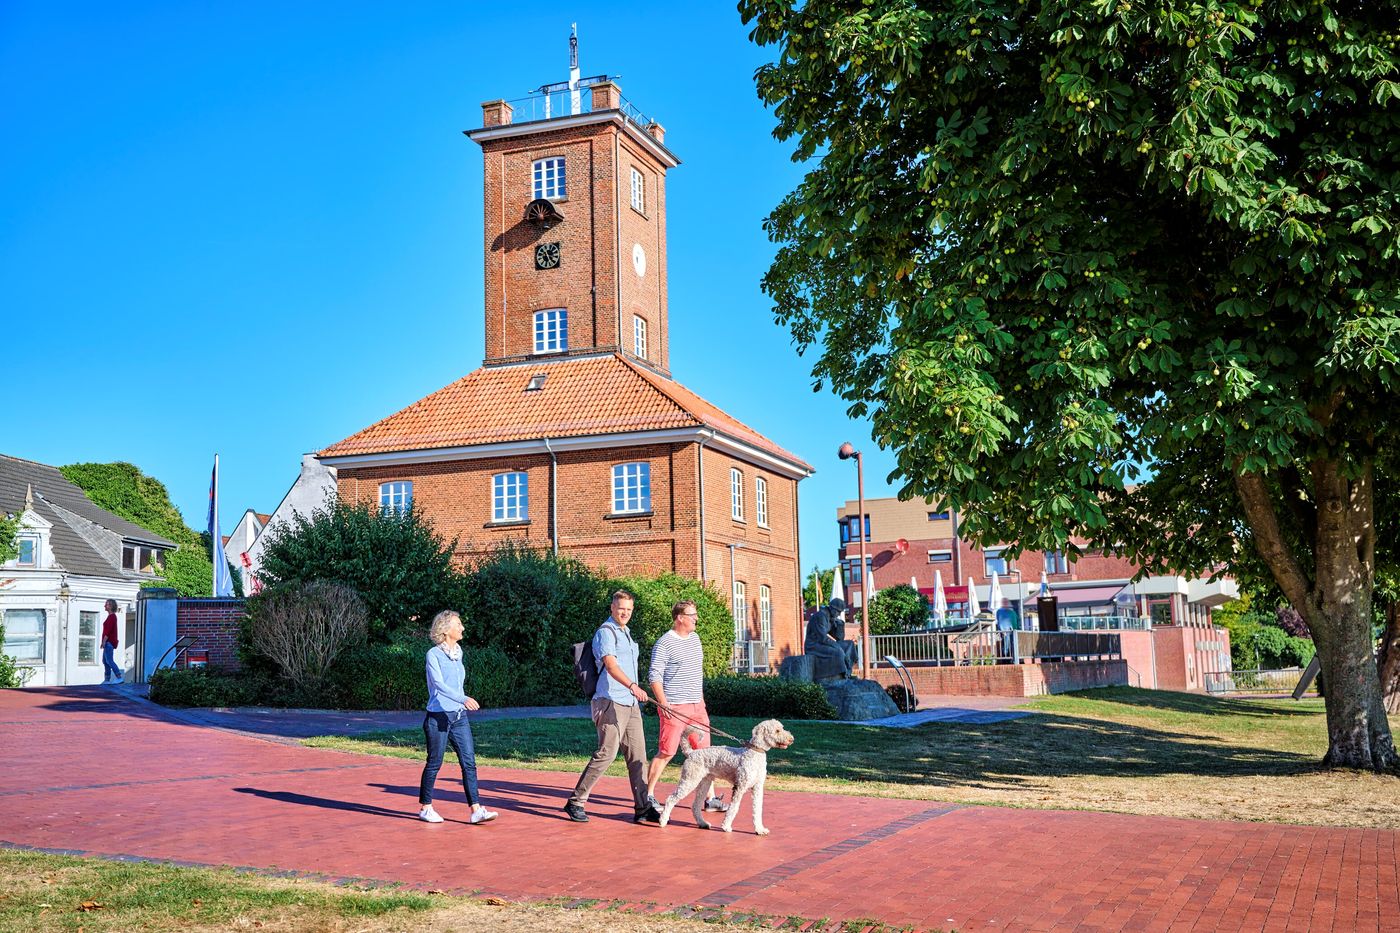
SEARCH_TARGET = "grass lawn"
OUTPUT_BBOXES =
[0,849,781,933]
[306,688,1400,829]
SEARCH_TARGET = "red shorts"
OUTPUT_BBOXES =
[656,702,711,758]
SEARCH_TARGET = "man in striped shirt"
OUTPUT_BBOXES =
[644,600,727,813]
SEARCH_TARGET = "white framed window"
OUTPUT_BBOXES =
[1044,550,1068,574]
[633,315,647,358]
[612,462,651,514]
[984,547,1008,576]
[533,308,568,354]
[759,585,772,646]
[732,580,747,638]
[731,468,744,521]
[928,549,952,563]
[755,476,769,528]
[16,536,37,566]
[379,481,413,515]
[630,167,645,213]
[3,609,45,663]
[78,611,98,665]
[533,156,567,200]
[493,472,528,522]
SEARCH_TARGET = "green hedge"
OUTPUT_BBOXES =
[702,675,837,720]
[149,668,263,708]
[617,573,735,685]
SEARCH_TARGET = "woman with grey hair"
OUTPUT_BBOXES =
[418,609,497,825]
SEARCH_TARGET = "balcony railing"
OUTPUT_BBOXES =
[1058,615,1151,631]
[732,640,770,674]
[502,87,655,132]
[869,630,1121,667]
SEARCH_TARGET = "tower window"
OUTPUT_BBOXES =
[630,167,645,213]
[533,157,567,200]
[612,462,651,514]
[492,472,528,522]
[533,308,568,354]
[633,315,647,358]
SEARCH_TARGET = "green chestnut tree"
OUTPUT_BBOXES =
[741,0,1399,768]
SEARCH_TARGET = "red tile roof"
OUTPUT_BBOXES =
[319,353,811,471]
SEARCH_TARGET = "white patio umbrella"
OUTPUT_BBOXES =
[932,570,948,624]
[910,574,919,591]
[831,568,845,604]
[989,570,1005,615]
[966,574,982,620]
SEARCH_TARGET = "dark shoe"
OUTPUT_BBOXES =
[634,805,662,824]
[564,801,589,822]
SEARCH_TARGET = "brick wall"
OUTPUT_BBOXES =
[175,598,245,671]
[869,659,1128,697]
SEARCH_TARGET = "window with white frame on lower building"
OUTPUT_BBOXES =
[842,555,873,585]
[732,580,747,638]
[759,585,772,646]
[78,611,98,665]
[492,472,528,522]
[730,468,744,521]
[633,314,647,357]
[927,549,952,563]
[630,167,645,213]
[612,462,651,514]
[1044,550,1068,574]
[16,536,37,566]
[983,547,1008,576]
[533,308,568,353]
[3,609,45,663]
[533,156,567,200]
[379,481,412,515]
[755,477,768,528]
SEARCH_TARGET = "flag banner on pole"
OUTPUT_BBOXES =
[208,455,234,598]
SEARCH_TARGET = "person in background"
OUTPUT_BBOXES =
[418,610,498,826]
[101,599,123,685]
[643,600,727,814]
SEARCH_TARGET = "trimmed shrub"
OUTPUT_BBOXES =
[149,668,262,707]
[702,675,837,720]
[325,631,431,710]
[868,584,930,635]
[255,500,462,639]
[461,543,613,705]
[618,573,735,685]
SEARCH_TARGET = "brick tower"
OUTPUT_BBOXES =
[320,36,812,670]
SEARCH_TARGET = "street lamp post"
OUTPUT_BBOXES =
[838,442,870,680]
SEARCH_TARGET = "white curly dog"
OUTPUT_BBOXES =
[657,718,794,835]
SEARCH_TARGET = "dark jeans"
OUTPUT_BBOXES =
[101,641,122,681]
[419,710,479,806]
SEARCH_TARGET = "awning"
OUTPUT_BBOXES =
[1047,583,1130,607]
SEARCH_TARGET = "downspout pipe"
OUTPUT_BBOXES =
[542,437,559,556]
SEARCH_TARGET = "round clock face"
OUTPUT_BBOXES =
[632,243,646,277]
[535,242,561,270]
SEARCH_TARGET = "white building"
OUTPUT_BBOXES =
[228,454,336,593]
[1,455,177,687]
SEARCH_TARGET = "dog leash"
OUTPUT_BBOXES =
[648,701,755,750]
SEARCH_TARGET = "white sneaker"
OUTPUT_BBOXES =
[418,805,444,823]
[470,807,498,825]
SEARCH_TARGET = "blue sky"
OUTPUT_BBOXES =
[2,2,906,574]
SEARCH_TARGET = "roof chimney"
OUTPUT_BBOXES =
[590,81,621,112]
[481,99,513,127]
[646,122,666,144]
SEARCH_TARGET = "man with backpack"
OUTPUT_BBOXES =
[564,590,662,824]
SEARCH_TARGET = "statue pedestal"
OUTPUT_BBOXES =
[822,677,901,721]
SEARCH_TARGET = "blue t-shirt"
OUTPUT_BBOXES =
[592,618,640,705]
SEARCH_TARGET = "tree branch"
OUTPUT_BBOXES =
[1233,463,1314,613]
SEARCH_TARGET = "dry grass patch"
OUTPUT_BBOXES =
[308,688,1400,829]
[0,849,779,933]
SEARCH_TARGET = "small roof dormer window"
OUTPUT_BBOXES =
[526,373,547,392]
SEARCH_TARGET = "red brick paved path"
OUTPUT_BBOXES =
[2,687,1396,932]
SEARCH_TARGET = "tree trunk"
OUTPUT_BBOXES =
[1378,603,1400,716]
[1234,458,1397,771]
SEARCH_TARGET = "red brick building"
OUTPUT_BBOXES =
[319,77,811,670]
[836,496,1235,692]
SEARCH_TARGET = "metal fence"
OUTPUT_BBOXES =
[869,630,1121,667]
[1203,668,1315,695]
[1059,615,1151,631]
[503,88,655,129]
[732,640,770,674]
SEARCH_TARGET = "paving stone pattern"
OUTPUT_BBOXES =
[1,687,1396,932]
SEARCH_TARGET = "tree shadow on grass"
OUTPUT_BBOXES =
[764,713,1322,793]
[1049,686,1320,718]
